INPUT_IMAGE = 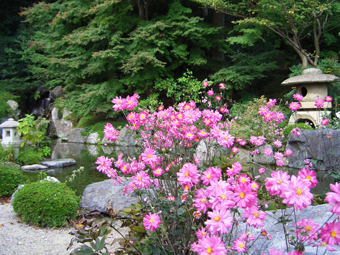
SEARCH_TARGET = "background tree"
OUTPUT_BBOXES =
[193,0,340,67]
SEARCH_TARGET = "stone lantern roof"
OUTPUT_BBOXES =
[281,68,340,86]
[0,118,19,128]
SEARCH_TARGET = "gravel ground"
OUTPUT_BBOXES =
[0,204,128,255]
[0,203,80,255]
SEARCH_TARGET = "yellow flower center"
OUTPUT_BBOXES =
[214,216,220,222]
[225,136,229,140]
[150,219,154,223]
[221,194,226,199]
[254,212,259,218]
[277,179,282,184]
[206,174,211,179]
[238,243,244,248]
[296,188,303,195]
[331,231,337,238]
[138,177,142,181]
[240,192,245,198]
[185,172,189,177]
[305,226,311,231]
[207,247,212,254]
[322,242,327,247]
[241,178,246,183]
[201,198,206,203]
[101,162,104,166]
[147,154,151,158]
[306,176,311,181]
[202,231,206,235]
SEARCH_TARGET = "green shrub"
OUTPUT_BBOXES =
[283,123,314,137]
[0,164,24,197]
[77,115,106,128]
[12,181,79,227]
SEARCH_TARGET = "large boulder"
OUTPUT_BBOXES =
[287,129,340,170]
[55,119,73,138]
[115,126,137,146]
[68,128,86,143]
[80,179,138,213]
[87,132,100,145]
[40,158,76,168]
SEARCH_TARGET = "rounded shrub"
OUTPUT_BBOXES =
[283,123,314,137]
[12,181,79,227]
[0,164,24,197]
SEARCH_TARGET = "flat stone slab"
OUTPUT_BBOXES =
[40,158,76,168]
[21,164,48,171]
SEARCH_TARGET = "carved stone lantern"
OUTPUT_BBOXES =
[281,68,340,127]
[0,118,21,147]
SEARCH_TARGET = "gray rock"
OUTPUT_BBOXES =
[253,144,275,165]
[240,204,339,254]
[62,109,72,119]
[287,129,340,170]
[51,107,60,121]
[87,145,98,156]
[80,179,138,213]
[7,100,19,111]
[40,158,76,168]
[50,86,64,100]
[55,119,73,138]
[67,128,86,143]
[42,176,60,183]
[87,132,100,145]
[237,148,252,163]
[115,127,137,146]
[21,164,48,171]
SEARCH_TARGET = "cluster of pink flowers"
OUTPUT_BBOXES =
[94,89,340,254]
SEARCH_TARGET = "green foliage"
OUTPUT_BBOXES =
[283,123,314,138]
[229,96,284,141]
[21,0,227,117]
[154,70,204,105]
[0,164,24,197]
[210,50,280,90]
[0,90,16,119]
[16,146,46,165]
[12,181,79,227]
[77,115,107,129]
[69,220,112,255]
[17,114,50,148]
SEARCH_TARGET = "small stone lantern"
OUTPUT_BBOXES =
[0,118,21,147]
[281,68,340,127]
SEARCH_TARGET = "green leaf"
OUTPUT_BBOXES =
[70,245,95,255]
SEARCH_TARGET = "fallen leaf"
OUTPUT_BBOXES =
[10,222,14,225]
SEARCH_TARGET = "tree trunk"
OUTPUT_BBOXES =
[137,0,145,21]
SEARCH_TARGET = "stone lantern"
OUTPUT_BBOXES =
[0,118,21,147]
[281,68,340,127]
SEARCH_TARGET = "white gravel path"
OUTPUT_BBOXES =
[0,203,80,255]
[0,203,129,255]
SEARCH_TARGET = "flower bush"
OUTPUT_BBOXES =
[93,86,340,254]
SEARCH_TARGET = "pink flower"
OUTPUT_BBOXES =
[231,146,239,153]
[132,171,151,189]
[103,123,119,141]
[292,127,301,136]
[258,106,269,116]
[207,90,214,96]
[284,149,293,157]
[219,106,229,113]
[281,175,313,210]
[264,147,273,156]
[289,102,301,111]
[267,99,277,108]
[312,241,337,252]
[265,248,284,255]
[265,170,290,196]
[205,208,233,235]
[153,167,164,177]
[320,220,340,245]
[95,156,112,172]
[298,168,318,188]
[217,131,234,147]
[273,139,282,148]
[276,159,284,167]
[193,211,201,219]
[141,148,158,166]
[215,95,221,101]
[203,81,209,87]
[111,96,124,111]
[124,94,138,110]
[259,167,266,174]
[294,217,319,244]
[143,212,161,231]
[325,183,340,215]
[232,238,247,253]
[194,235,227,255]
[219,83,225,89]
[201,167,220,186]
[177,163,200,187]
[321,118,329,126]
[193,189,210,213]
[293,94,304,102]
[274,152,283,160]
[315,98,324,108]
[234,183,257,208]
[325,96,333,102]
[243,205,266,228]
